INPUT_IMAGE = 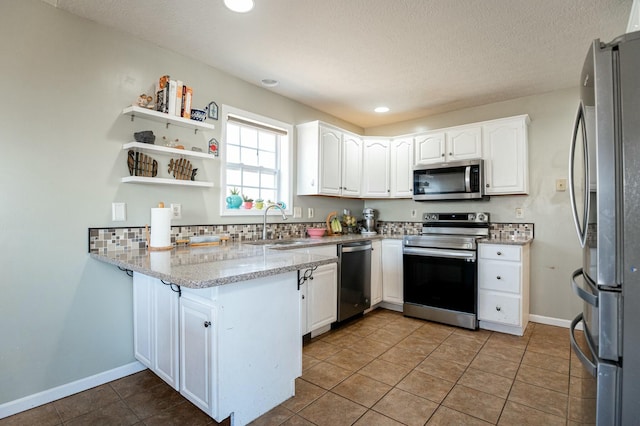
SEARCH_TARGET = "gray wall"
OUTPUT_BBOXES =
[364,88,583,323]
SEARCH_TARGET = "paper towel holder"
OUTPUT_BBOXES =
[146,224,173,251]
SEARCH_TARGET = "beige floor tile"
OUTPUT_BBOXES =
[452,327,492,343]
[521,350,570,374]
[526,338,571,360]
[281,378,327,413]
[429,343,478,366]
[379,346,427,368]
[394,335,439,356]
[346,322,378,337]
[0,403,62,426]
[372,388,438,426]
[508,380,568,418]
[63,400,139,426]
[248,405,294,426]
[412,323,455,342]
[487,331,530,350]
[300,361,352,390]
[516,364,569,393]
[319,331,359,348]
[302,340,341,360]
[498,401,566,426]
[458,367,513,399]
[479,340,525,363]
[569,375,597,398]
[415,355,467,382]
[332,373,392,408]
[381,319,423,336]
[396,370,455,403]
[279,414,316,426]
[442,384,506,423]
[325,348,375,372]
[298,392,367,426]
[359,359,412,386]
[568,395,597,424]
[427,405,492,425]
[442,333,485,352]
[53,383,121,421]
[346,337,393,358]
[367,328,409,346]
[302,354,320,371]
[469,353,519,379]
[353,410,404,425]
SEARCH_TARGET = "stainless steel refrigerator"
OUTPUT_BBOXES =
[569,30,640,425]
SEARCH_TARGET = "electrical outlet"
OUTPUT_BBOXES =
[515,207,524,219]
[112,203,126,221]
[171,203,182,219]
[293,206,302,218]
[307,207,314,219]
[556,178,567,192]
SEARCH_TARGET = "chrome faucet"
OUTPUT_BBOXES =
[263,203,287,239]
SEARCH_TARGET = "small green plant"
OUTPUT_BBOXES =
[229,187,240,195]
[242,194,253,202]
[255,198,263,202]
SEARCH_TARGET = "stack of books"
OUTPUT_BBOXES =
[156,75,193,119]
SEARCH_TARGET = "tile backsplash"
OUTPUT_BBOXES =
[89,221,534,253]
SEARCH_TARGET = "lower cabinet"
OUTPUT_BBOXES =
[478,243,530,336]
[370,240,383,305]
[381,239,403,307]
[132,271,301,425]
[299,245,338,337]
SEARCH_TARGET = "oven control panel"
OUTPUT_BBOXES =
[422,212,489,223]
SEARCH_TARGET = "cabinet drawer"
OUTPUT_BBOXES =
[479,244,521,261]
[479,261,521,293]
[478,291,521,326]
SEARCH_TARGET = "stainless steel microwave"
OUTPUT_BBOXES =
[413,159,486,201]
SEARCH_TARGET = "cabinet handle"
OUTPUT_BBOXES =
[496,276,502,280]
[449,152,453,156]
[441,153,445,157]
[387,189,391,192]
[204,321,211,328]
[497,251,502,256]
[302,295,305,300]
[496,306,502,312]
[486,183,490,187]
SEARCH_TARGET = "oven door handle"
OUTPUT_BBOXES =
[404,247,476,261]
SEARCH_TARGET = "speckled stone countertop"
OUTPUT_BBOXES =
[90,233,395,289]
[478,237,533,246]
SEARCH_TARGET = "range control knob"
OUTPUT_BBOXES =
[476,213,486,222]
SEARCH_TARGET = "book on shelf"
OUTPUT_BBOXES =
[182,86,193,119]
[167,79,178,116]
[175,80,183,117]
[155,75,170,113]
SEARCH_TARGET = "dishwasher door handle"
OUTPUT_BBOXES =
[341,244,372,253]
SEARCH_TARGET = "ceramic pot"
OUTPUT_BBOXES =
[255,201,264,209]
[226,194,242,209]
[243,201,253,209]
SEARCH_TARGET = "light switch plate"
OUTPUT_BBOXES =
[112,202,126,221]
[293,206,302,218]
[171,203,182,219]
[307,208,314,219]
[515,207,524,219]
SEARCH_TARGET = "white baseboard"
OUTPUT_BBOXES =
[0,361,146,420]
[529,314,583,330]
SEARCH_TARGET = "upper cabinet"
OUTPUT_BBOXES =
[297,121,362,197]
[362,138,390,198]
[390,137,413,198]
[482,115,530,195]
[414,126,482,165]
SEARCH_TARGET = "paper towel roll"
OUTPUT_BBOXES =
[150,207,172,249]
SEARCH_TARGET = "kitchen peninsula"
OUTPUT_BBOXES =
[91,243,337,425]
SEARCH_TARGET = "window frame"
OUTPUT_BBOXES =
[219,105,293,217]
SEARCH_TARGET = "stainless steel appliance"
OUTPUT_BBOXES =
[413,159,486,201]
[362,208,377,234]
[337,241,372,322]
[403,212,489,329]
[569,31,640,425]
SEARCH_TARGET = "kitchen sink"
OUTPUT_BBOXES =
[248,239,310,247]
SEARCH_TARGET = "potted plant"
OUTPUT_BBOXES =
[242,194,253,209]
[226,187,243,209]
[254,198,264,209]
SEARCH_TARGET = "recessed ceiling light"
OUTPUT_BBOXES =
[224,0,254,13]
[374,106,390,113]
[261,79,279,87]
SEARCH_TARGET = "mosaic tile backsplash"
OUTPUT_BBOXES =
[88,221,533,253]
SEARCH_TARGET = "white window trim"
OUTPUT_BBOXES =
[219,105,293,216]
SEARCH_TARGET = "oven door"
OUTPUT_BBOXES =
[403,247,477,316]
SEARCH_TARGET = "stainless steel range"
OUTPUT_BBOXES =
[403,212,489,330]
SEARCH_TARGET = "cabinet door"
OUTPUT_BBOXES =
[390,138,414,198]
[482,118,528,195]
[179,297,216,417]
[478,291,521,326]
[370,241,383,305]
[448,126,482,161]
[341,133,363,196]
[362,139,390,198]
[381,240,403,304]
[308,263,338,331]
[300,281,309,336]
[133,273,153,368]
[319,126,342,195]
[414,132,446,164]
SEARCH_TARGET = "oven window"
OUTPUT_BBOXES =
[403,254,477,314]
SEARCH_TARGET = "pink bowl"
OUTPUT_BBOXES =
[306,228,326,238]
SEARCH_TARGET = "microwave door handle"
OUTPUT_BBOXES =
[464,166,471,192]
[568,103,590,248]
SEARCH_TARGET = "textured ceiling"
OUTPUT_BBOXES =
[50,0,632,128]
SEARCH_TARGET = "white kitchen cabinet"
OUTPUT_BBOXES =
[478,243,530,336]
[381,239,403,307]
[482,115,530,195]
[297,121,362,197]
[298,245,338,337]
[390,137,414,198]
[362,138,391,198]
[133,273,179,390]
[414,126,482,165]
[370,240,383,306]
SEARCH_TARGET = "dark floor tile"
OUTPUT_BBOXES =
[141,400,213,426]
[427,405,492,425]
[111,369,164,400]
[498,401,566,426]
[332,373,392,408]
[0,403,62,426]
[123,381,186,419]
[442,384,506,424]
[53,384,121,422]
[247,405,294,426]
[298,392,367,426]
[300,361,352,390]
[280,378,326,413]
[63,400,138,426]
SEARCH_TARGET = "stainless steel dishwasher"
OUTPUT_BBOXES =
[337,240,372,322]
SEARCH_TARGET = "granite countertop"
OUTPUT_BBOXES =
[90,233,395,289]
[478,237,533,246]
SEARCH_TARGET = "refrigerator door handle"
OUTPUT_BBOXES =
[568,102,590,248]
[571,268,598,307]
[570,313,597,377]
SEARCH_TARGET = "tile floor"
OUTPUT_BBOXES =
[0,308,595,426]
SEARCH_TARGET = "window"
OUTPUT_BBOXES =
[220,105,292,215]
